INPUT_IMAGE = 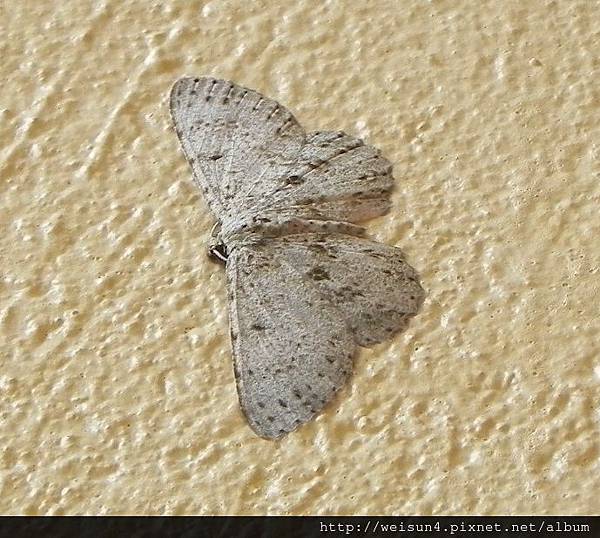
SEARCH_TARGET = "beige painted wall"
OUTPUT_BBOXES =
[1,0,598,515]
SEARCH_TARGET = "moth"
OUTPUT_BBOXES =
[169,77,424,439]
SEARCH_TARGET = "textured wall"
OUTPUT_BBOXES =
[1,0,598,515]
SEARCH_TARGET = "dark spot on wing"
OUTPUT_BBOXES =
[308,244,328,254]
[285,175,304,185]
[307,266,330,281]
[336,285,364,299]
[209,154,223,161]
[278,399,288,408]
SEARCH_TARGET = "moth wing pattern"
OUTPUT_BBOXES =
[266,233,424,346]
[227,234,424,439]
[226,240,355,439]
[263,130,396,223]
[169,77,306,219]
[170,77,396,225]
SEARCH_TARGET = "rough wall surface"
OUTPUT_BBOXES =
[0,0,598,515]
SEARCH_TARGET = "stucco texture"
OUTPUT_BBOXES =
[1,0,598,515]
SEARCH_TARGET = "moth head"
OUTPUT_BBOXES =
[208,221,228,264]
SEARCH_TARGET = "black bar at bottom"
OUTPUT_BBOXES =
[0,516,598,538]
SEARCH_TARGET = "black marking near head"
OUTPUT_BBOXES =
[208,242,228,264]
